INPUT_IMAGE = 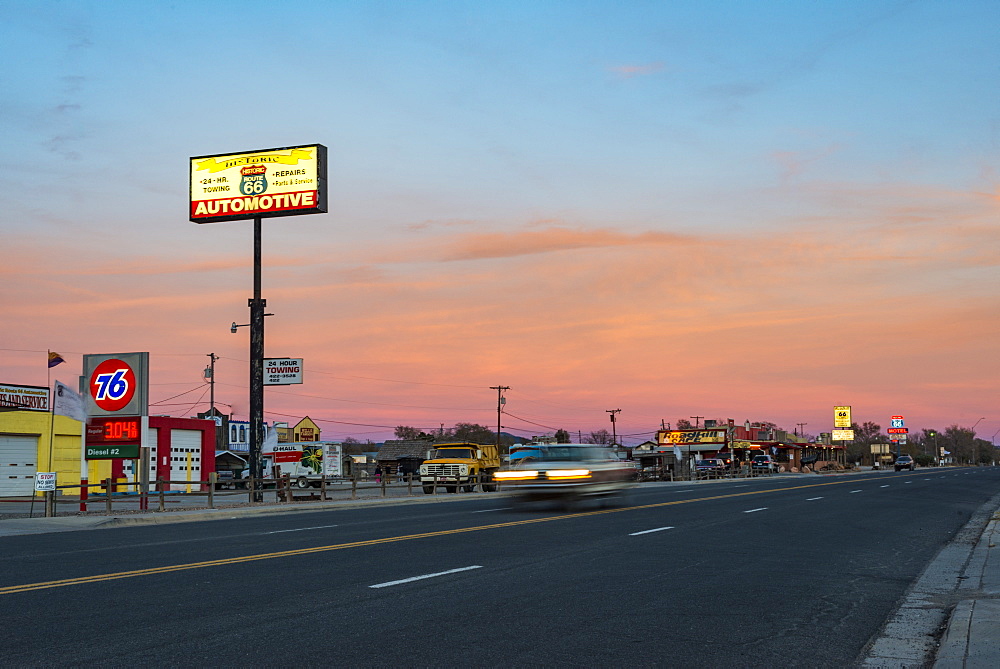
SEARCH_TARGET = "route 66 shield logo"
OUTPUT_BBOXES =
[240,164,268,195]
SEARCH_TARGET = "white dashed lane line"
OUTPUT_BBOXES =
[264,525,338,534]
[370,565,483,589]
[629,526,675,536]
[743,508,768,513]
[850,490,862,494]
[471,508,509,513]
[806,497,823,501]
[881,485,890,488]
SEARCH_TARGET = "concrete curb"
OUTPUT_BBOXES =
[934,511,1000,668]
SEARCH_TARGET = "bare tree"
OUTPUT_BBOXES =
[586,429,611,445]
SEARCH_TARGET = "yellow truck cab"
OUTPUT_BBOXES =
[418,442,500,494]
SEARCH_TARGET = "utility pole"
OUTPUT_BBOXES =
[606,409,621,448]
[796,422,807,438]
[204,353,217,416]
[490,386,510,454]
[690,416,704,429]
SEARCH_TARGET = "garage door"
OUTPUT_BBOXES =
[0,435,39,496]
[169,429,203,491]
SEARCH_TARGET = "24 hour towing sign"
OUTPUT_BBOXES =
[189,144,327,223]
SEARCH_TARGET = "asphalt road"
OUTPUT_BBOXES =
[2,468,998,667]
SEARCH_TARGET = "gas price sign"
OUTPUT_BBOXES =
[87,417,141,445]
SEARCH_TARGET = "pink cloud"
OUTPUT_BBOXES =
[607,62,666,79]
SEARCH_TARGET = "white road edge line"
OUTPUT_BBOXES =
[370,565,483,589]
[629,526,675,536]
[806,497,823,501]
[744,508,767,513]
[266,525,339,534]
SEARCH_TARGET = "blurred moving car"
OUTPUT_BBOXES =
[494,444,635,505]
[894,454,915,471]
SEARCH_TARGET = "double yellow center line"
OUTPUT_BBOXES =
[0,475,907,595]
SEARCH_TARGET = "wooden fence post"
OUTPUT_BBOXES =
[351,473,357,500]
[157,479,165,512]
[208,472,216,508]
[104,478,112,515]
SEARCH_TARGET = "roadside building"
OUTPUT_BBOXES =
[377,439,433,478]
[0,406,215,496]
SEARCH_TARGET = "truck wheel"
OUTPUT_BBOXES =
[296,477,310,489]
[422,485,434,495]
[446,485,458,493]
[462,483,476,493]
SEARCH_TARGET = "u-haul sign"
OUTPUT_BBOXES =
[263,358,303,386]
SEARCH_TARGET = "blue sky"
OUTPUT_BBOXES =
[2,1,998,442]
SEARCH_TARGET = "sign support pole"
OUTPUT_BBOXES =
[249,215,266,502]
[79,420,88,512]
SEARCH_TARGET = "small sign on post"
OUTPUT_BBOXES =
[34,472,57,492]
[263,358,303,386]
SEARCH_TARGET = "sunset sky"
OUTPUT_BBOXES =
[2,1,998,445]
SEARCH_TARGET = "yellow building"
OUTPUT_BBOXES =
[293,416,320,442]
[0,410,112,497]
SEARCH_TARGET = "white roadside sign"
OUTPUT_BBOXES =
[323,443,343,477]
[34,472,57,492]
[263,358,303,385]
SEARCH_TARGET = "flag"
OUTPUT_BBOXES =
[53,380,87,422]
[48,352,66,368]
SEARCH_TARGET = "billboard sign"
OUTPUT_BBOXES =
[891,416,905,428]
[832,429,855,441]
[83,353,149,417]
[189,144,327,223]
[834,406,851,428]
[657,429,727,445]
[263,358,303,385]
[0,383,49,412]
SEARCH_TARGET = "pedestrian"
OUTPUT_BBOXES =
[375,465,382,483]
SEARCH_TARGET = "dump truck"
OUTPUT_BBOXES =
[418,442,501,494]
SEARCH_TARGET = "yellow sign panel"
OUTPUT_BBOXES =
[657,429,726,445]
[189,144,327,223]
[832,429,855,441]
[834,405,852,428]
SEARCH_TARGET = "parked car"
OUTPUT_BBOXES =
[696,458,726,474]
[751,454,778,472]
[894,454,915,471]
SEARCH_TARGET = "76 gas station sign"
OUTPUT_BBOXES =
[82,353,149,417]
